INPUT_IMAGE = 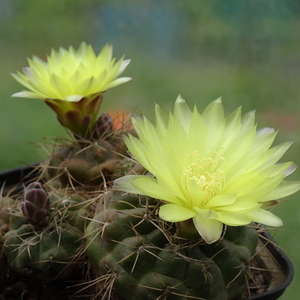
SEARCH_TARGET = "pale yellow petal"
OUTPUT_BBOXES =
[188,107,207,156]
[239,110,255,136]
[193,207,219,219]
[106,77,132,89]
[219,106,242,150]
[217,198,259,212]
[114,175,147,195]
[154,104,168,134]
[132,176,183,205]
[260,180,300,202]
[115,59,131,76]
[205,194,237,209]
[11,91,42,99]
[246,208,283,227]
[173,95,192,133]
[49,73,72,98]
[256,127,275,136]
[159,204,196,222]
[185,179,206,206]
[193,215,223,244]
[220,127,257,174]
[216,211,252,226]
[225,172,283,199]
[283,163,297,177]
[202,98,225,151]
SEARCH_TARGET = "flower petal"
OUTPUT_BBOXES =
[114,175,146,195]
[205,194,237,209]
[173,95,192,133]
[260,180,300,202]
[202,98,225,151]
[217,211,252,226]
[159,204,196,222]
[193,214,223,244]
[115,175,182,205]
[132,176,183,204]
[246,208,283,227]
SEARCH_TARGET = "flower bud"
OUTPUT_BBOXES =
[21,182,50,230]
[92,112,113,139]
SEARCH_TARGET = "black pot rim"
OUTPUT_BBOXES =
[0,162,40,194]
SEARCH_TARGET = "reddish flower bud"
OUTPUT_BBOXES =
[21,182,50,230]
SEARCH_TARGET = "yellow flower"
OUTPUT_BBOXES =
[115,96,300,243]
[11,42,131,135]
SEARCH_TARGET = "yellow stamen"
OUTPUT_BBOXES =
[183,152,225,205]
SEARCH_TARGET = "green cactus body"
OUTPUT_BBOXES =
[3,192,87,280]
[85,190,259,300]
[44,139,121,188]
[0,196,17,236]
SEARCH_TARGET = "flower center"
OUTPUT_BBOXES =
[182,151,225,206]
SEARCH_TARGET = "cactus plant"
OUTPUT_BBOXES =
[43,138,122,188]
[3,185,88,280]
[0,195,17,236]
[1,42,299,300]
[42,112,135,189]
[85,190,258,300]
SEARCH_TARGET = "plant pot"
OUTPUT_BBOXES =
[0,164,294,300]
[247,228,294,300]
[0,163,40,195]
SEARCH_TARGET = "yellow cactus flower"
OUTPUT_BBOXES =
[115,96,300,243]
[12,42,131,135]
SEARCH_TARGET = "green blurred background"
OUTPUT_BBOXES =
[1,0,300,298]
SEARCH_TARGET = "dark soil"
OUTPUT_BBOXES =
[0,279,75,300]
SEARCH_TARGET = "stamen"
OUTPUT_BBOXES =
[182,152,225,206]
